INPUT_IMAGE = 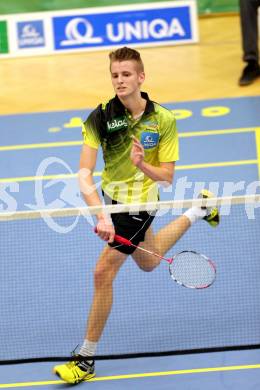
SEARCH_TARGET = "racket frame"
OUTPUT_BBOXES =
[169,250,216,289]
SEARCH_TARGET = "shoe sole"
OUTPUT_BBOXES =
[239,72,260,86]
[53,368,95,384]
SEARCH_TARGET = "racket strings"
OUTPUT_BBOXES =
[169,251,215,288]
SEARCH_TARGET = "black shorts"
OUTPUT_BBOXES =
[102,192,156,255]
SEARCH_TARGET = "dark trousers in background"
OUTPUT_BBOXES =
[239,0,260,62]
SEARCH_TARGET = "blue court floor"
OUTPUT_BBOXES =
[0,96,260,389]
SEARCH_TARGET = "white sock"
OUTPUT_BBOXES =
[184,207,207,225]
[79,339,97,364]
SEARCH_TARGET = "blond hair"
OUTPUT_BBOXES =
[109,46,144,72]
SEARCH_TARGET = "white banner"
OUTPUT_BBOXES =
[0,1,199,58]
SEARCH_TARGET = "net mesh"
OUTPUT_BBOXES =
[0,195,260,363]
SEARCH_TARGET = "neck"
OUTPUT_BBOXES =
[119,93,146,118]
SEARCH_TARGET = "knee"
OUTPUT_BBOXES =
[139,266,155,272]
[136,261,160,273]
[93,266,115,289]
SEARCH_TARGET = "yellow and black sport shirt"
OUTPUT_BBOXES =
[82,92,179,204]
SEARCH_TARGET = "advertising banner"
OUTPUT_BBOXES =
[52,2,198,52]
[0,1,198,59]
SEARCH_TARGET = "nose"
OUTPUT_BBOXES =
[117,75,123,83]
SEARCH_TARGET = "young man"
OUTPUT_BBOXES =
[53,46,219,384]
[239,0,260,86]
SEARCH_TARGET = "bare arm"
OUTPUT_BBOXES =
[130,136,175,185]
[79,144,115,242]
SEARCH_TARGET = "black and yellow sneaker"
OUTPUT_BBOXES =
[53,356,95,384]
[199,189,220,227]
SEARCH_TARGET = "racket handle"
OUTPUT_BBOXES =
[94,228,132,246]
[114,234,132,246]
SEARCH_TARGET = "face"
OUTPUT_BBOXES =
[110,60,145,99]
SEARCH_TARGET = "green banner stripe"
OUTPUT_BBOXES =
[0,21,9,53]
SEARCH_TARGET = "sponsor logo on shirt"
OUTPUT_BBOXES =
[141,132,159,149]
[107,117,128,132]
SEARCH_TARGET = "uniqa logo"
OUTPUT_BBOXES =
[21,24,39,38]
[18,22,45,47]
[141,131,159,148]
[107,18,186,41]
[143,135,157,148]
[61,17,103,46]
[107,117,128,132]
[145,135,154,143]
[60,17,186,46]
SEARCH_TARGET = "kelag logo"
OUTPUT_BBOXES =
[52,6,192,50]
[17,20,45,49]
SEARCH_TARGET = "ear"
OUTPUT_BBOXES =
[138,71,145,84]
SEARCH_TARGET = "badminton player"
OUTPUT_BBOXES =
[53,46,219,384]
